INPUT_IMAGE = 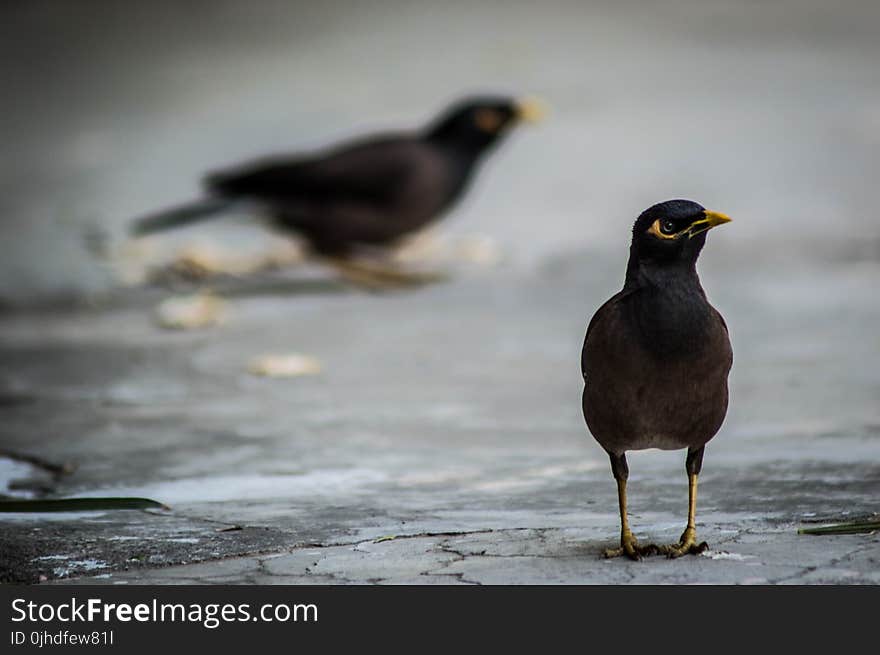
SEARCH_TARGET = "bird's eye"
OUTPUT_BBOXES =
[660,220,677,235]
[474,109,503,132]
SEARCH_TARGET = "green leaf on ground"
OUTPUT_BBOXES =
[798,517,880,535]
[373,535,398,543]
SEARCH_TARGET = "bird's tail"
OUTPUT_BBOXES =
[130,197,236,236]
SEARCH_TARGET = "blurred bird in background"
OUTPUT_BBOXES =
[581,199,733,560]
[131,95,543,289]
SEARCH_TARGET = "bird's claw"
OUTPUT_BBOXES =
[388,269,450,286]
[657,527,708,559]
[659,540,709,559]
[603,533,659,561]
[604,527,707,560]
[330,259,449,291]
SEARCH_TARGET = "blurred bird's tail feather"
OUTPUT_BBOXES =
[131,197,237,236]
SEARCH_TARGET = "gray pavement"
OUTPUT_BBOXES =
[1,1,879,584]
[2,245,879,584]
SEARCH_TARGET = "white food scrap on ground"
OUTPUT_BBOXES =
[702,550,756,561]
[155,292,227,330]
[248,353,322,377]
[113,235,307,285]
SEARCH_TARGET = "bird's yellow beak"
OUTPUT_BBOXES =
[515,97,547,123]
[688,210,732,238]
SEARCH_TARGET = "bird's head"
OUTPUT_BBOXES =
[426,95,545,153]
[628,199,731,271]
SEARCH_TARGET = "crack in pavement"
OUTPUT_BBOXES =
[45,518,880,585]
[764,532,879,584]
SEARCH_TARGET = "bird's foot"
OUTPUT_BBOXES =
[378,268,449,287]
[603,532,660,561]
[657,527,708,559]
[329,259,449,291]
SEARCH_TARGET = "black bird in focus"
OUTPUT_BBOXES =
[132,96,543,287]
[581,199,732,560]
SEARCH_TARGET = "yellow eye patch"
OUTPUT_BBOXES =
[646,212,731,242]
[647,219,683,240]
[474,109,504,132]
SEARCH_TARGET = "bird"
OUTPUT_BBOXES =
[131,95,543,288]
[581,199,733,560]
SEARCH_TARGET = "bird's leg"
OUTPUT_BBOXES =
[659,446,709,558]
[326,258,396,291]
[657,473,707,558]
[603,453,658,560]
[603,476,641,560]
[363,262,449,286]
[326,257,448,291]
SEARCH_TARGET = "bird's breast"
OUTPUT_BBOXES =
[582,291,732,454]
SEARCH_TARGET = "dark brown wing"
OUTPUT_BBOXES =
[206,136,457,252]
[205,136,430,205]
[581,289,633,381]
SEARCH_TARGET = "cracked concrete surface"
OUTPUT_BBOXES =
[3,249,879,584]
[2,1,880,584]
[45,527,880,586]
